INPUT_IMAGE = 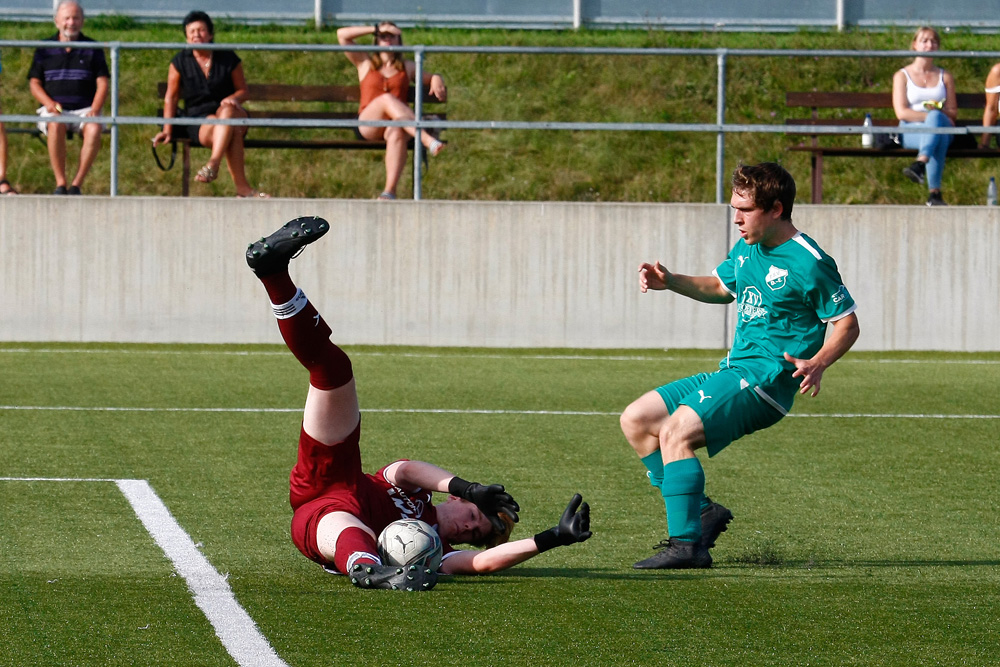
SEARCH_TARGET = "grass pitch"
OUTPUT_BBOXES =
[1,344,998,666]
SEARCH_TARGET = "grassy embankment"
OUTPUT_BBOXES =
[2,19,997,204]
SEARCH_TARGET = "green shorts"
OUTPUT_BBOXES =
[655,368,784,457]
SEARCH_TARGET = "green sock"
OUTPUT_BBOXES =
[700,494,711,513]
[640,451,664,488]
[660,458,705,542]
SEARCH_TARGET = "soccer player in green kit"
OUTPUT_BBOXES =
[620,162,860,569]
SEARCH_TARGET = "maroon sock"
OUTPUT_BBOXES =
[259,270,297,305]
[270,288,354,390]
[335,527,381,573]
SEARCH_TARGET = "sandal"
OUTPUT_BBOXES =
[0,179,19,195]
[236,190,271,199]
[195,164,218,183]
[428,139,446,157]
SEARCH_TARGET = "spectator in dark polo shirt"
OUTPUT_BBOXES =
[28,0,109,195]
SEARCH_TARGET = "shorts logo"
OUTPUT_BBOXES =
[738,286,768,322]
[698,390,712,403]
[765,265,788,291]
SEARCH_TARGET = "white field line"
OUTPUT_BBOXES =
[0,405,997,419]
[0,477,287,667]
[0,347,998,364]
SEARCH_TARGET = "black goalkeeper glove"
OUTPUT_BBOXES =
[448,476,520,532]
[534,493,592,553]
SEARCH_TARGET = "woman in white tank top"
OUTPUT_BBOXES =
[891,26,957,206]
[980,63,1000,149]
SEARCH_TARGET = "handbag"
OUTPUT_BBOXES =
[151,106,185,171]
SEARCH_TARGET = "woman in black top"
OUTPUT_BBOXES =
[152,11,268,198]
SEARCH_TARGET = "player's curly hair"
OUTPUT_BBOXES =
[464,511,515,549]
[732,162,795,220]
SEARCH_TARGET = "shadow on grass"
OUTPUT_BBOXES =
[734,558,1000,568]
[441,567,727,583]
[440,558,1000,586]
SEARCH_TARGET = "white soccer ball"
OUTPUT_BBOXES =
[377,519,443,570]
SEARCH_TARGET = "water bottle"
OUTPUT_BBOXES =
[988,177,998,206]
[861,113,873,148]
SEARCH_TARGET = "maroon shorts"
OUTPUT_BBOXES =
[288,421,367,564]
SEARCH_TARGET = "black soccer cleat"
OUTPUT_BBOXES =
[633,537,712,570]
[700,497,734,550]
[348,563,438,591]
[246,216,330,277]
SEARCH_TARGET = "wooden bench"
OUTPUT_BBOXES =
[6,127,46,144]
[786,91,1000,203]
[155,82,445,196]
[8,124,109,145]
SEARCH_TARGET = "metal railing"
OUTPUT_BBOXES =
[4,39,1000,200]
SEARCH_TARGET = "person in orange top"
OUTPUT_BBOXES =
[337,22,446,200]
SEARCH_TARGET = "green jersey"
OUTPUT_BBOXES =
[713,232,856,413]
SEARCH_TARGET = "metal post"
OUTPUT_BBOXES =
[110,42,119,197]
[413,49,424,201]
[315,0,322,30]
[836,0,845,32]
[716,50,726,204]
[573,0,582,30]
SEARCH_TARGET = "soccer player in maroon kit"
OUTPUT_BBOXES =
[247,216,592,591]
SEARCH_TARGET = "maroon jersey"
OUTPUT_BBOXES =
[289,424,452,565]
[361,462,442,537]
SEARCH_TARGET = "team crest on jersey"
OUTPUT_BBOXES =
[738,286,768,322]
[765,265,788,291]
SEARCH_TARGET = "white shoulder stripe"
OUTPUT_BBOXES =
[712,268,736,297]
[824,303,858,323]
[791,233,823,260]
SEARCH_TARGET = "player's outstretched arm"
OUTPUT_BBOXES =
[639,261,733,303]
[784,312,860,397]
[440,494,591,575]
[385,460,455,491]
[387,460,520,531]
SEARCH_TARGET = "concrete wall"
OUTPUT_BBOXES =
[1,196,997,350]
